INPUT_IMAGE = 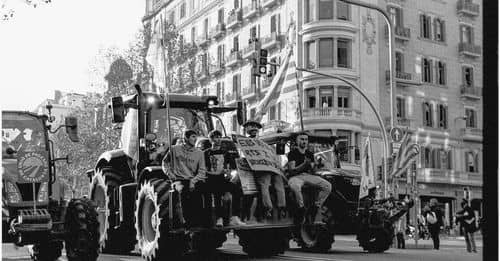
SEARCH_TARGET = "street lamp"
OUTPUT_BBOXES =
[338,0,396,130]
[295,67,390,198]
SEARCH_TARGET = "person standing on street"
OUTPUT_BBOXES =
[456,199,478,253]
[423,198,445,250]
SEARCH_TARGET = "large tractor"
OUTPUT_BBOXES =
[261,131,414,253]
[2,110,100,261]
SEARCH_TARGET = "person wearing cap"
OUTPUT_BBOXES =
[204,130,246,226]
[456,199,478,253]
[243,120,287,219]
[162,129,207,227]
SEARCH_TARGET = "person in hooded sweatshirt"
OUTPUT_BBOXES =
[162,129,207,227]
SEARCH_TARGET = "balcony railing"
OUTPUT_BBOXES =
[386,25,411,41]
[225,92,238,104]
[386,70,413,83]
[242,1,260,20]
[226,50,242,67]
[418,169,482,186]
[210,62,225,76]
[209,23,226,39]
[196,34,210,48]
[261,32,282,50]
[196,63,209,81]
[457,0,480,16]
[227,9,242,29]
[459,42,481,57]
[242,40,260,59]
[461,127,482,141]
[262,0,279,9]
[460,85,481,99]
[385,117,411,127]
[302,107,361,121]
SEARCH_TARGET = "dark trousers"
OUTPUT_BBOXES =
[176,180,208,227]
[205,175,242,218]
[429,226,440,250]
[396,232,405,249]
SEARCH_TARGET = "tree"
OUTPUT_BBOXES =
[1,0,51,21]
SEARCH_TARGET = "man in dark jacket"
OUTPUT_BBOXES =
[457,199,478,253]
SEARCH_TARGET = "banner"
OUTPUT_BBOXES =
[359,136,376,199]
[233,136,283,177]
[16,151,49,183]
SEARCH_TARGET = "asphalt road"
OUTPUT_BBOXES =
[2,235,483,261]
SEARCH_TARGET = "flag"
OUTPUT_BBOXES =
[359,135,376,199]
[390,132,420,178]
[145,19,166,90]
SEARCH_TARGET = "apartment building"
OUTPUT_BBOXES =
[377,0,483,220]
[143,0,483,218]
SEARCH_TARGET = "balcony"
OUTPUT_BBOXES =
[242,2,260,20]
[460,85,481,99]
[196,34,210,48]
[209,23,226,40]
[418,169,482,186]
[261,32,282,50]
[459,42,481,57]
[385,25,411,41]
[302,107,361,122]
[225,92,239,104]
[196,63,209,82]
[225,51,242,68]
[242,84,257,99]
[227,9,242,30]
[210,62,225,76]
[385,117,411,128]
[461,127,482,141]
[262,0,279,9]
[242,40,260,59]
[385,70,414,85]
[457,0,480,17]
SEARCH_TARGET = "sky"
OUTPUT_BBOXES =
[0,0,145,111]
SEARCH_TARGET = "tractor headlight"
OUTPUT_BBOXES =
[230,170,238,178]
[5,182,21,203]
[37,182,48,202]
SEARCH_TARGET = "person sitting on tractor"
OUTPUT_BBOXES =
[287,132,332,225]
[243,120,286,219]
[204,130,246,227]
[162,129,207,227]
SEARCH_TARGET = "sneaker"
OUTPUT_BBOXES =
[216,218,224,227]
[229,216,246,226]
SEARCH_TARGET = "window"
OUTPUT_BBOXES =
[396,97,406,118]
[250,26,257,41]
[319,0,334,20]
[436,61,446,85]
[232,115,238,132]
[232,74,240,94]
[269,105,276,121]
[203,18,209,38]
[305,0,316,23]
[465,109,476,128]
[337,1,350,21]
[319,87,333,108]
[434,18,446,42]
[250,108,256,119]
[463,66,474,87]
[388,6,402,27]
[319,38,334,67]
[218,8,224,24]
[180,2,186,18]
[438,104,448,129]
[337,39,351,68]
[217,45,225,66]
[216,81,224,101]
[277,102,282,120]
[168,11,175,24]
[306,88,316,108]
[191,26,196,43]
[336,130,351,162]
[460,25,473,44]
[268,57,277,77]
[420,14,431,39]
[422,58,432,83]
[234,0,239,9]
[423,102,433,127]
[466,152,478,172]
[233,36,239,51]
[395,52,404,72]
[337,87,350,108]
[306,41,316,69]
[423,147,432,168]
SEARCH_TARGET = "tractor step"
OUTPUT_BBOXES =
[18,209,51,224]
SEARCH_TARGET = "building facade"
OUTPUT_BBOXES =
[143,0,483,220]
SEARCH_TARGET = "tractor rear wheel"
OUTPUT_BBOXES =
[135,179,188,260]
[64,198,100,261]
[90,170,135,254]
[357,225,394,253]
[30,241,63,261]
[295,206,335,252]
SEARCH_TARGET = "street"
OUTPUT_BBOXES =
[2,235,482,261]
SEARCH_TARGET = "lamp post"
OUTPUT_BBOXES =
[339,0,396,132]
[295,67,390,198]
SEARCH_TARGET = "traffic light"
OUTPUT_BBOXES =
[258,49,268,75]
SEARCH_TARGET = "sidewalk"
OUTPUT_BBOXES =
[403,236,483,249]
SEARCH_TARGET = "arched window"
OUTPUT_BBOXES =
[423,102,433,127]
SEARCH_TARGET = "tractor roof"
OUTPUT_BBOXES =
[121,92,235,112]
[260,131,338,145]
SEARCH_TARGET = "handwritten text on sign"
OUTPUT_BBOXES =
[235,137,282,176]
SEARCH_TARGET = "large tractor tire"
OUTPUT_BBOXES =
[64,198,100,261]
[237,229,289,257]
[90,170,136,254]
[295,206,335,252]
[135,179,189,260]
[357,225,394,253]
[30,241,63,261]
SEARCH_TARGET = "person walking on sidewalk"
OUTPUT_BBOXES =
[456,199,478,253]
[423,198,445,250]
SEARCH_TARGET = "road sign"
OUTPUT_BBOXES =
[390,127,404,143]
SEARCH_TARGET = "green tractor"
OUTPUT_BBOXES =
[2,110,100,261]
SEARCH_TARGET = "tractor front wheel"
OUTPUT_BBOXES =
[30,241,63,261]
[64,198,100,261]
